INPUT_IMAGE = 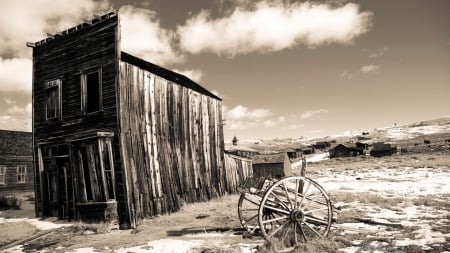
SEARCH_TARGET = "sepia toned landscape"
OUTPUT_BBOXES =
[1,117,449,252]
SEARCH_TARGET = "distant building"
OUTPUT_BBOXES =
[370,142,397,157]
[252,153,292,179]
[286,148,303,159]
[225,145,259,158]
[356,141,371,150]
[302,146,315,155]
[0,130,33,193]
[313,141,331,150]
[329,144,364,158]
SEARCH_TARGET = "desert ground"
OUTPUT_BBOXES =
[1,149,449,253]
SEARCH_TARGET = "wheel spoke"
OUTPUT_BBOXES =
[281,182,294,209]
[294,179,299,209]
[304,207,329,214]
[305,215,329,225]
[262,215,289,224]
[269,191,290,211]
[263,204,290,215]
[297,221,307,241]
[267,219,291,238]
[244,213,258,223]
[244,195,261,206]
[298,180,311,207]
[303,221,323,237]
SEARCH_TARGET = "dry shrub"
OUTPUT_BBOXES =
[196,243,241,253]
[0,195,22,210]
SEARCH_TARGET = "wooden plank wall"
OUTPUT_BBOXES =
[0,156,34,193]
[223,154,253,193]
[119,62,251,226]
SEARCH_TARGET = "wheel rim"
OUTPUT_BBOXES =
[238,193,262,234]
[258,176,332,252]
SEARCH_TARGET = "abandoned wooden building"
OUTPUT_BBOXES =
[225,145,259,158]
[329,144,364,158]
[28,11,250,228]
[0,130,33,193]
[370,142,397,157]
[252,153,292,179]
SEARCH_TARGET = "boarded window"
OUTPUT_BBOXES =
[17,165,27,183]
[81,69,102,114]
[0,166,5,184]
[44,79,61,120]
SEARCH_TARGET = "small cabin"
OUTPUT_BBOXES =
[370,142,397,157]
[0,130,33,193]
[28,11,236,228]
[252,153,292,179]
[329,144,364,158]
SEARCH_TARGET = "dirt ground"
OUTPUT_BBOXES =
[1,152,449,253]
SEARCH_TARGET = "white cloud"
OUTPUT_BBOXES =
[225,105,273,130]
[360,64,380,74]
[226,105,272,120]
[300,109,328,119]
[369,46,389,58]
[4,98,16,105]
[263,116,285,127]
[0,58,32,93]
[172,69,203,83]
[177,1,372,56]
[0,0,109,58]
[120,6,183,65]
[339,70,354,80]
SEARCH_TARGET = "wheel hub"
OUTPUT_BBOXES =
[290,209,305,222]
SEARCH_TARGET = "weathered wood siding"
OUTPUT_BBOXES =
[31,14,123,218]
[0,130,33,193]
[118,61,230,225]
[223,154,253,193]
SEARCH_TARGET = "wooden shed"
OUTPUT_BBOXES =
[28,11,247,228]
[329,144,364,158]
[370,142,397,157]
[252,153,292,179]
[0,130,33,193]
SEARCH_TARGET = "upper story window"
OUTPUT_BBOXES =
[44,79,62,120]
[17,165,27,183]
[81,68,102,114]
[0,166,6,184]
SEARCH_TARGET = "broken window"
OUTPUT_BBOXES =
[0,166,5,184]
[81,68,102,114]
[44,79,61,120]
[17,165,27,183]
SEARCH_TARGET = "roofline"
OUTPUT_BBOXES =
[120,52,221,101]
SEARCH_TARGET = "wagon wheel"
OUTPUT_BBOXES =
[258,176,332,252]
[238,193,262,237]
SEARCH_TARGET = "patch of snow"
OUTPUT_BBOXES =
[306,152,329,163]
[115,239,204,253]
[65,247,99,253]
[2,245,24,253]
[0,217,71,230]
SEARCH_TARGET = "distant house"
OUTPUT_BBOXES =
[225,145,259,158]
[0,130,33,193]
[286,148,303,159]
[355,141,371,150]
[329,144,364,158]
[302,146,315,155]
[370,142,397,157]
[252,153,292,179]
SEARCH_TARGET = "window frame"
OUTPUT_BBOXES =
[44,79,62,120]
[17,165,27,184]
[0,165,6,185]
[81,67,103,115]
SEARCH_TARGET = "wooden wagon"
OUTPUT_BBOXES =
[237,157,333,252]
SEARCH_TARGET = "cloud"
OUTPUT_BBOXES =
[339,70,354,80]
[172,69,203,83]
[225,105,273,129]
[369,46,389,58]
[300,109,328,119]
[263,116,286,127]
[0,58,32,93]
[226,105,272,120]
[4,98,16,105]
[177,1,372,56]
[360,64,380,74]
[0,115,31,132]
[0,0,109,58]
[120,6,183,65]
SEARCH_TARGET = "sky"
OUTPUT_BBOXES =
[0,0,449,141]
